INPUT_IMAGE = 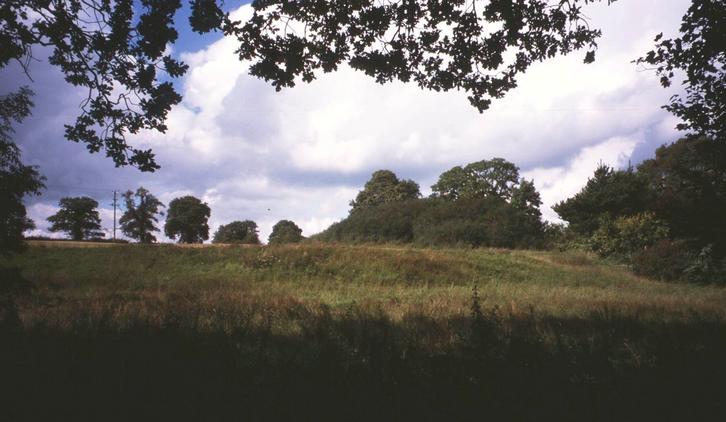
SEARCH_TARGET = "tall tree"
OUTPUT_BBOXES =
[268,220,303,245]
[212,220,260,244]
[47,197,103,240]
[432,158,520,201]
[0,87,45,254]
[350,170,420,213]
[553,164,649,236]
[511,179,543,220]
[164,196,211,243]
[637,135,726,252]
[119,187,165,243]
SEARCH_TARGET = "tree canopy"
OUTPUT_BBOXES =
[350,170,420,213]
[268,220,303,244]
[553,164,649,236]
[212,220,261,244]
[9,0,723,171]
[119,187,165,243]
[637,135,726,251]
[637,0,726,140]
[47,196,103,240]
[432,158,520,201]
[0,87,45,254]
[164,196,211,243]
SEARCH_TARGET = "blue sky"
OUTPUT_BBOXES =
[3,0,692,242]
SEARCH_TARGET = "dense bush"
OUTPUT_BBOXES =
[315,197,545,248]
[590,212,670,261]
[632,240,693,281]
[212,220,260,244]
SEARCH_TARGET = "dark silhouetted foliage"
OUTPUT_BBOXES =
[637,0,726,140]
[231,0,610,112]
[0,0,216,171]
[2,1,719,173]
[268,220,303,245]
[213,220,260,244]
[349,170,420,213]
[632,240,694,282]
[47,197,103,241]
[637,135,726,255]
[0,87,44,255]
[119,187,165,244]
[164,196,211,243]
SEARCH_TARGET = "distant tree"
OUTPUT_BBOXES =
[119,187,165,243]
[0,87,45,254]
[511,179,542,219]
[212,220,260,244]
[637,136,726,252]
[350,170,420,213]
[432,158,520,201]
[164,196,211,243]
[47,197,103,240]
[268,220,303,244]
[553,164,650,236]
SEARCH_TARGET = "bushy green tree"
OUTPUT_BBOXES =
[637,136,726,253]
[317,197,545,249]
[553,164,650,236]
[47,197,103,240]
[164,196,211,243]
[119,187,164,243]
[432,158,519,201]
[590,212,670,260]
[212,220,260,244]
[0,87,45,254]
[350,170,420,213]
[268,220,303,245]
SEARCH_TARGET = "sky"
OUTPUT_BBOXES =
[3,0,692,243]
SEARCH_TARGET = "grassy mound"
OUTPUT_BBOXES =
[2,243,726,420]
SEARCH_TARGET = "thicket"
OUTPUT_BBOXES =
[317,158,546,249]
[316,197,545,249]
[554,136,726,284]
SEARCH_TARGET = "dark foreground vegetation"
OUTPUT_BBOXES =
[3,244,726,421]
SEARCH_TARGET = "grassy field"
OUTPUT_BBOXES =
[3,243,726,420]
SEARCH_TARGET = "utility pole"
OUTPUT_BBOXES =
[112,190,118,242]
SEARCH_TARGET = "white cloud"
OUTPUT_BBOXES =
[15,0,692,241]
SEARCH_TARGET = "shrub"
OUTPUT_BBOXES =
[315,197,545,248]
[683,245,726,284]
[590,212,669,261]
[632,240,692,281]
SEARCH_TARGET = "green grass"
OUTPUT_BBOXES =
[7,242,726,327]
[3,243,726,420]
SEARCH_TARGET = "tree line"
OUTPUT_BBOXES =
[42,188,303,245]
[553,135,726,283]
[315,134,726,284]
[316,159,547,249]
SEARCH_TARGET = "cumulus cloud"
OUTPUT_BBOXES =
[5,0,691,242]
